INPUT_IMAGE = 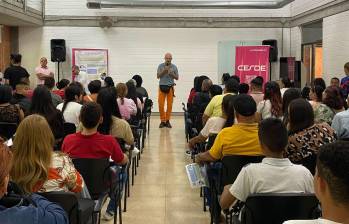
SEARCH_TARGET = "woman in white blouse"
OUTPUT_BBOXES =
[256,81,283,121]
[57,84,83,126]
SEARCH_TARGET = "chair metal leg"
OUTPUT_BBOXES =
[147,115,150,135]
[124,178,128,212]
[132,158,135,185]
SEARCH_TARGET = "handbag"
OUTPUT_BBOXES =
[159,85,172,93]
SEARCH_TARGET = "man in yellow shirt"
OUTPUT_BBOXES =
[196,94,263,163]
[202,78,239,125]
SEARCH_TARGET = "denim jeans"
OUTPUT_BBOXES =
[106,169,127,214]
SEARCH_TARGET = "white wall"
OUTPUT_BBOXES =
[19,26,288,112]
[323,10,349,84]
[45,0,291,17]
[290,0,336,16]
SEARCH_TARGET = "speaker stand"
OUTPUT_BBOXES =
[57,61,61,82]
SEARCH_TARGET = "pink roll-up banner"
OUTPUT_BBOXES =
[235,46,270,85]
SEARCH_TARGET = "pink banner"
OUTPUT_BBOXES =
[235,46,270,85]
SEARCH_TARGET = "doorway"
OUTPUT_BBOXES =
[302,42,323,86]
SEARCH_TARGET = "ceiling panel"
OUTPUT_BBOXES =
[87,0,294,9]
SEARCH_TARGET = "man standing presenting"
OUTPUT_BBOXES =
[157,53,179,128]
[35,57,54,86]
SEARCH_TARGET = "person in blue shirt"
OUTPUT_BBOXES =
[340,62,349,98]
[0,141,68,224]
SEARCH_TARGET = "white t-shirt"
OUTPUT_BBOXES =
[57,102,82,126]
[200,117,226,137]
[284,219,342,224]
[257,100,283,120]
[229,158,314,202]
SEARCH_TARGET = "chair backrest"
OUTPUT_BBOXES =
[294,154,317,175]
[39,191,79,224]
[221,155,264,187]
[0,122,17,140]
[206,134,218,150]
[72,158,111,200]
[241,193,320,224]
[63,122,76,136]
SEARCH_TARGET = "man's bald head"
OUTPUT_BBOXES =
[202,79,212,92]
[164,53,172,64]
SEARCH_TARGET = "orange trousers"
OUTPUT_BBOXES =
[158,87,174,122]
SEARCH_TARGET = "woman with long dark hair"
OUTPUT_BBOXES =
[56,85,82,126]
[97,88,134,145]
[188,94,236,149]
[256,81,283,121]
[282,88,301,125]
[29,85,64,141]
[285,99,336,172]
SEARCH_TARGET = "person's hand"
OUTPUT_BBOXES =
[188,139,195,149]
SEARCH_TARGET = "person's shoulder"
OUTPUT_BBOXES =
[158,63,165,67]
[283,220,319,224]
[335,109,349,117]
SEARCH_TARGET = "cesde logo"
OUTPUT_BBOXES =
[237,65,267,72]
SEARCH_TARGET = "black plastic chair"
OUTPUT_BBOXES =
[209,155,264,224]
[72,158,123,224]
[0,122,17,140]
[39,191,94,224]
[240,193,320,224]
[64,122,77,136]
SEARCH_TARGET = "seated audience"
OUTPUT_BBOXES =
[62,102,128,220]
[54,78,70,99]
[284,141,349,224]
[196,94,263,163]
[220,73,231,89]
[187,76,199,106]
[256,81,283,121]
[202,78,239,125]
[313,77,327,90]
[282,88,301,125]
[104,76,115,88]
[72,65,88,94]
[188,94,235,149]
[249,76,264,105]
[0,141,68,224]
[29,86,64,141]
[97,87,134,145]
[10,82,31,115]
[285,99,336,165]
[340,62,349,98]
[10,114,83,194]
[220,118,314,210]
[0,85,24,124]
[323,86,345,114]
[83,80,101,103]
[309,85,335,124]
[280,77,293,96]
[238,83,249,94]
[301,86,311,100]
[132,74,149,98]
[3,54,30,90]
[209,84,223,99]
[57,85,82,126]
[230,75,240,84]
[191,78,212,115]
[330,77,340,87]
[126,80,143,111]
[331,97,349,140]
[44,77,63,107]
[53,79,69,98]
[116,83,137,120]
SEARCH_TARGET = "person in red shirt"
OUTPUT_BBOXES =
[62,102,128,221]
[62,102,128,164]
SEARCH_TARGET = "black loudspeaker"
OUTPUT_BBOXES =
[50,39,66,62]
[262,39,278,62]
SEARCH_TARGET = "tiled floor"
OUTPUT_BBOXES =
[102,115,210,224]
